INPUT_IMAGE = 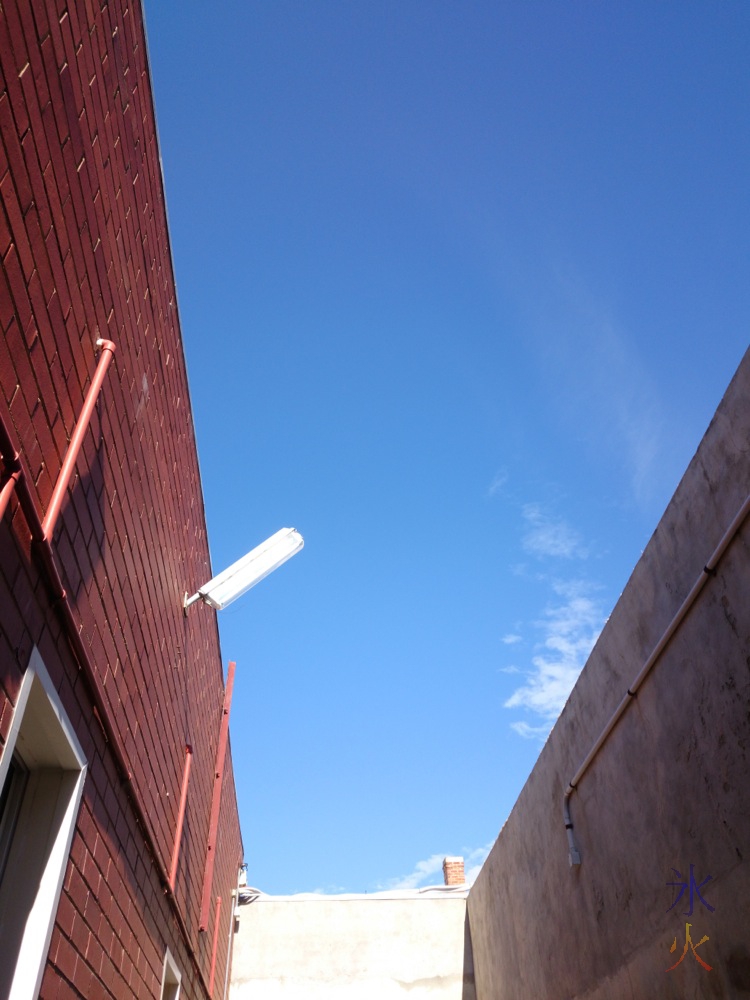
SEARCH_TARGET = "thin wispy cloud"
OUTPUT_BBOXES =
[464,843,493,885]
[504,579,605,735]
[502,633,522,645]
[501,502,608,737]
[382,844,492,890]
[382,853,446,890]
[544,268,670,507]
[487,469,509,497]
[510,562,532,579]
[509,720,551,740]
[521,503,588,559]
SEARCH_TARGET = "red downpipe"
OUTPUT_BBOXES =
[0,463,21,521]
[208,895,222,996]
[199,661,236,932]
[42,338,116,540]
[169,744,193,891]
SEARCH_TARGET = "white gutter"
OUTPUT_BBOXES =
[564,491,750,866]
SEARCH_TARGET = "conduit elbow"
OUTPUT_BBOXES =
[563,786,581,867]
[96,337,117,355]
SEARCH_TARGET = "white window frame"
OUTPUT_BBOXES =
[160,947,182,1000]
[0,646,87,1000]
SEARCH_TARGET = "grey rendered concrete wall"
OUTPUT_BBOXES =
[230,895,475,999]
[468,350,750,999]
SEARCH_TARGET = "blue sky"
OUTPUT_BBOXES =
[144,1,749,893]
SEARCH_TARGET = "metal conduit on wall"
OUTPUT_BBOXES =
[563,490,750,866]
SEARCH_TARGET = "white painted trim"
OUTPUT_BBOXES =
[0,647,87,1000]
[160,947,182,1000]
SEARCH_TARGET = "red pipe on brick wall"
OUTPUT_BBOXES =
[169,744,193,891]
[0,463,21,522]
[199,661,236,932]
[208,895,223,996]
[42,338,116,540]
[0,366,217,999]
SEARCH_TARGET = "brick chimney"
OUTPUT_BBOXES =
[442,856,465,886]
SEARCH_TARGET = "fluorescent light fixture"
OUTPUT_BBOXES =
[184,527,304,613]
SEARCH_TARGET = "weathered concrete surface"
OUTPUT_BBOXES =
[468,350,750,999]
[230,891,475,999]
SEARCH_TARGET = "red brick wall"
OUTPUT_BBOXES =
[0,1,242,997]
